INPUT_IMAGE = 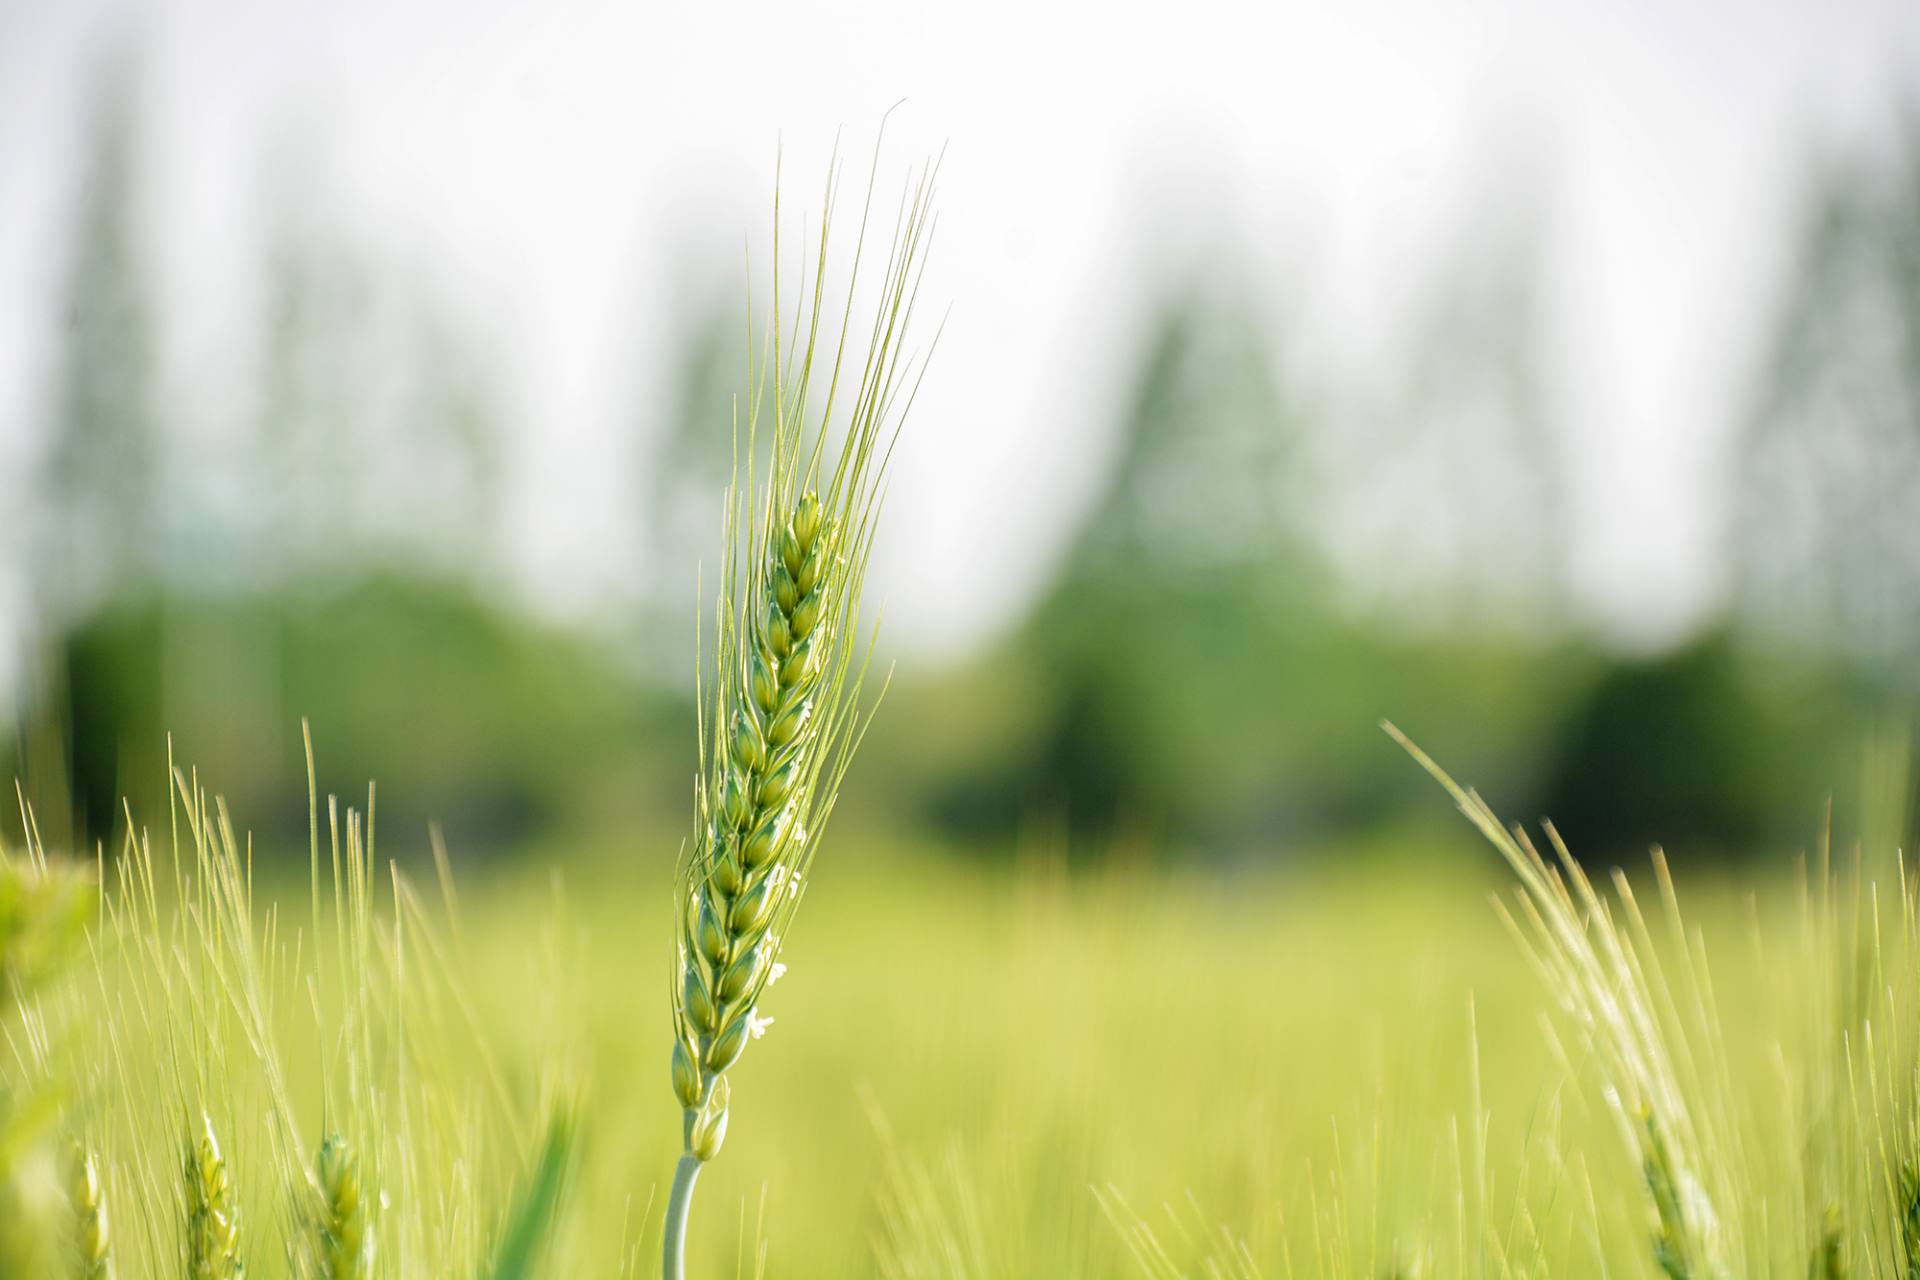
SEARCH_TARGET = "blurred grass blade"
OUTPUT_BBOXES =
[485,1112,575,1280]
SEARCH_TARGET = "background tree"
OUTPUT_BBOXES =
[41,59,160,624]
[1736,125,1920,695]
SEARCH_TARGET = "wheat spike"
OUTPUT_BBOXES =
[1390,724,1736,1280]
[672,488,842,1128]
[185,1113,244,1280]
[313,1135,370,1280]
[71,1145,112,1280]
[660,136,939,1280]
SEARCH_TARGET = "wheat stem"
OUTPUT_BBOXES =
[660,1154,702,1280]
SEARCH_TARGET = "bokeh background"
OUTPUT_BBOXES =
[5,0,1920,873]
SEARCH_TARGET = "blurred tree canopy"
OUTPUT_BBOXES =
[915,282,1576,859]
[45,577,650,855]
[1737,123,1920,697]
[636,293,739,673]
[1342,198,1568,628]
[7,67,657,857]
[5,63,1913,868]
[42,66,158,623]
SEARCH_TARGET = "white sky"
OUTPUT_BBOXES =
[2,0,1918,663]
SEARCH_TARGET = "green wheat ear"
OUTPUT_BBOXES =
[71,1144,112,1280]
[1391,722,1736,1280]
[185,1113,244,1280]
[1898,1158,1920,1279]
[313,1135,370,1280]
[660,137,940,1280]
[1644,1108,1701,1280]
[1809,1204,1847,1280]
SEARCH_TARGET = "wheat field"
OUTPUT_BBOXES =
[5,738,1906,1278]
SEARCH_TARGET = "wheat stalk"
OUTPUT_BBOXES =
[660,134,939,1280]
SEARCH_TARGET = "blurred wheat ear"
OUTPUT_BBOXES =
[71,1144,112,1280]
[184,1112,244,1280]
[660,134,940,1280]
[1388,722,1738,1279]
[311,1135,370,1280]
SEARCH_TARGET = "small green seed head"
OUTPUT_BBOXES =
[799,521,835,590]
[71,1144,112,1280]
[670,1041,703,1109]
[719,771,749,829]
[682,967,718,1035]
[1812,1204,1845,1280]
[717,942,761,1003]
[790,590,824,640]
[710,847,743,896]
[772,566,799,615]
[767,697,811,749]
[695,902,729,966]
[706,1012,751,1074]
[729,712,765,773]
[754,761,797,809]
[315,1135,371,1280]
[779,527,805,578]
[728,878,776,935]
[741,809,787,869]
[185,1113,243,1280]
[764,607,792,657]
[747,649,780,717]
[792,492,823,548]
[690,1088,729,1162]
[778,636,817,688]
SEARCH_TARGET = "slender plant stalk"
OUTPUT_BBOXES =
[661,137,939,1280]
[662,1155,700,1278]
